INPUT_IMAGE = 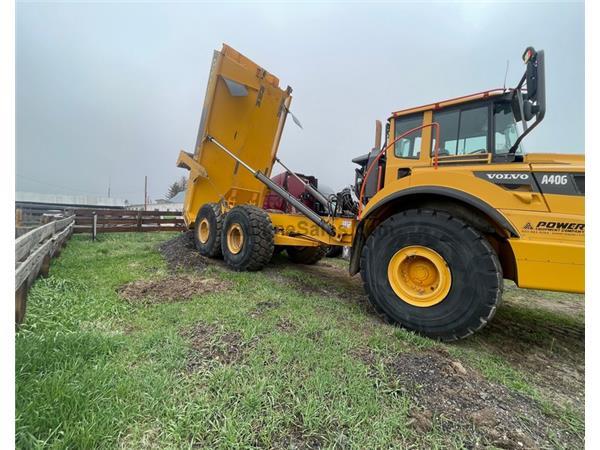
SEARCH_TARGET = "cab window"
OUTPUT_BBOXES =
[394,114,423,158]
[432,109,459,155]
[432,104,489,156]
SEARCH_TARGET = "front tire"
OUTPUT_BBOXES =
[360,209,502,341]
[221,205,274,271]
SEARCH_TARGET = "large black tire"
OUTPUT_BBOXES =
[360,209,502,341]
[221,205,274,271]
[286,246,327,265]
[325,245,343,258]
[193,203,223,258]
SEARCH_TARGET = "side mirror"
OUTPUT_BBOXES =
[523,47,546,120]
[508,47,546,154]
[511,47,546,123]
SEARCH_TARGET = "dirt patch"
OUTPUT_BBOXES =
[118,275,229,304]
[272,426,324,450]
[250,301,281,318]
[181,323,252,371]
[384,350,578,449]
[276,318,296,332]
[158,231,208,271]
[122,323,140,335]
[350,347,377,367]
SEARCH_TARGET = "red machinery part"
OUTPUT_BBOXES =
[263,172,320,213]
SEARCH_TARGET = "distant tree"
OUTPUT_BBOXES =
[166,176,187,199]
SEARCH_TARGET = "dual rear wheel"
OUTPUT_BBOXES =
[194,203,328,270]
[194,203,274,271]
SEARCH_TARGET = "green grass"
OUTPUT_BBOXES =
[15,233,584,449]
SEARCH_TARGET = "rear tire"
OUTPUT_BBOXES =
[221,205,274,271]
[193,203,223,258]
[360,209,502,341]
[325,245,343,258]
[286,246,327,265]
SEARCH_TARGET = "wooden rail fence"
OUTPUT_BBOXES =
[16,207,70,237]
[15,215,75,324]
[15,209,186,324]
[73,209,186,234]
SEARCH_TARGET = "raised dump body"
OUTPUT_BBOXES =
[178,44,356,250]
[177,44,293,227]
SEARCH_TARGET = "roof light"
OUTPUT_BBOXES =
[522,47,535,64]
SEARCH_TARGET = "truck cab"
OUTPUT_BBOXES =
[351,48,584,298]
[356,47,548,203]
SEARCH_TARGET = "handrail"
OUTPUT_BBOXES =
[391,88,508,117]
[357,122,440,218]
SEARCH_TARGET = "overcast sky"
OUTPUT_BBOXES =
[16,1,584,203]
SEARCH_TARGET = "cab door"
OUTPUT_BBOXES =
[383,111,431,187]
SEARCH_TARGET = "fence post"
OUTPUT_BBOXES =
[137,211,142,232]
[92,212,97,241]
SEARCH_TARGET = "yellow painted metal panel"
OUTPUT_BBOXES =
[180,45,292,226]
[360,159,585,294]
[501,209,584,243]
[524,153,585,165]
[508,238,584,293]
[273,235,320,247]
[268,212,356,246]
[361,163,550,220]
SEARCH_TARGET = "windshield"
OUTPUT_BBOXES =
[494,102,522,154]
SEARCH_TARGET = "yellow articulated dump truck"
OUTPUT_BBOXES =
[177,44,584,341]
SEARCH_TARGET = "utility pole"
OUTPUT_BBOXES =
[144,176,148,211]
[107,177,111,198]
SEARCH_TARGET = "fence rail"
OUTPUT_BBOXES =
[15,215,75,324]
[14,208,186,324]
[73,209,186,234]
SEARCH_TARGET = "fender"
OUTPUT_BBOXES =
[349,186,519,275]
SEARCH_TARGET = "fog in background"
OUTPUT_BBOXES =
[16,1,584,203]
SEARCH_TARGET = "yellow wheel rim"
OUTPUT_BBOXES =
[387,245,451,307]
[226,223,244,255]
[198,218,210,244]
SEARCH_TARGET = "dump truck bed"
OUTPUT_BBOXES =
[178,44,293,226]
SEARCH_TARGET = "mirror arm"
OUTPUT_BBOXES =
[516,90,529,132]
[508,116,541,154]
